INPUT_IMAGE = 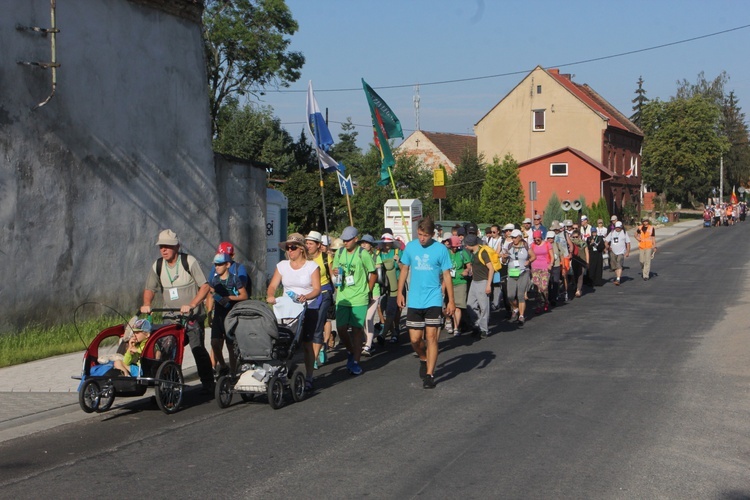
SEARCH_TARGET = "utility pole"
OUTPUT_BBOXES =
[720,155,724,203]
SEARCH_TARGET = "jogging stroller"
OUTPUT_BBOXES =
[215,297,307,409]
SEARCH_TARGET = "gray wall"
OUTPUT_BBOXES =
[1,1,265,332]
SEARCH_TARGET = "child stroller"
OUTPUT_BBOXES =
[216,297,307,410]
[74,309,190,415]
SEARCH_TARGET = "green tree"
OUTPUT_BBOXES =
[722,91,750,189]
[587,197,610,225]
[203,0,305,137]
[213,104,297,176]
[630,75,649,129]
[446,149,485,219]
[676,71,728,107]
[542,192,564,227]
[478,154,524,224]
[641,96,730,203]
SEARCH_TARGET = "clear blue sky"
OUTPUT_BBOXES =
[257,0,750,151]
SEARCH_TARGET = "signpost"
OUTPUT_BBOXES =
[433,168,447,221]
[529,181,537,217]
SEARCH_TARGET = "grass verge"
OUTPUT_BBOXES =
[0,317,118,368]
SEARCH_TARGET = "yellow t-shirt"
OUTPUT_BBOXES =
[313,252,331,287]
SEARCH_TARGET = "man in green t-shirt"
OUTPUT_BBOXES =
[332,226,376,375]
[445,236,472,335]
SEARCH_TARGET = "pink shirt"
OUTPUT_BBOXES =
[530,241,552,270]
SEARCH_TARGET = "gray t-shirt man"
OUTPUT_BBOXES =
[605,226,630,255]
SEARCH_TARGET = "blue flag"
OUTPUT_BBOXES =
[306,81,338,172]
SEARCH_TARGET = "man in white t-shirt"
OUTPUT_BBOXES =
[604,222,631,286]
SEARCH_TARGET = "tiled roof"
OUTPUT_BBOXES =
[547,69,643,137]
[518,146,615,178]
[418,131,477,166]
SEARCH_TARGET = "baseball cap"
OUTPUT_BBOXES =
[533,230,542,239]
[156,229,179,246]
[615,221,623,228]
[522,218,532,224]
[546,231,555,239]
[611,215,618,221]
[214,253,232,264]
[217,241,234,255]
[341,226,358,241]
[463,234,479,246]
[449,236,462,248]
[502,223,515,231]
[581,215,588,221]
[510,229,523,238]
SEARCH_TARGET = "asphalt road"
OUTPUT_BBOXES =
[2,224,750,499]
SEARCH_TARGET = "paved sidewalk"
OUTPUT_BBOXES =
[0,218,705,444]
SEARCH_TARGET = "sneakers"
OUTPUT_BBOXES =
[346,352,354,372]
[419,360,427,379]
[510,309,519,322]
[445,322,454,334]
[305,377,314,391]
[480,331,489,339]
[517,315,525,326]
[615,278,620,286]
[349,361,363,376]
[389,335,399,344]
[423,375,436,389]
[361,345,373,357]
[318,348,326,365]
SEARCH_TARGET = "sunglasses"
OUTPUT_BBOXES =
[287,245,300,251]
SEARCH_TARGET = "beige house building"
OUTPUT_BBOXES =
[474,65,643,217]
[398,130,477,174]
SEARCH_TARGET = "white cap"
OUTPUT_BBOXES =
[522,218,532,224]
[581,215,588,220]
[502,223,515,231]
[615,221,623,228]
[510,229,523,237]
[545,231,555,239]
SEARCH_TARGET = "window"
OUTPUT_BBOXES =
[536,85,542,94]
[533,109,545,131]
[550,163,568,176]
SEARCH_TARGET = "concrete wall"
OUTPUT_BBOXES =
[475,67,605,164]
[0,1,264,331]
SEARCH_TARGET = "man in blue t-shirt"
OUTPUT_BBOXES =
[397,217,455,389]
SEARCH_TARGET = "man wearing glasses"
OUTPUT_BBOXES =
[531,214,547,235]
[332,226,376,375]
[141,229,214,393]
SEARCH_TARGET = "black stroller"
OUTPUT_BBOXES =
[215,298,307,409]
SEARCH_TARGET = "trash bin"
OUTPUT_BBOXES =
[667,212,680,223]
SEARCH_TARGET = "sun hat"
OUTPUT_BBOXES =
[213,253,232,264]
[533,230,542,239]
[155,229,179,246]
[502,223,515,231]
[305,231,322,243]
[329,238,344,250]
[550,221,562,230]
[393,235,406,250]
[564,220,573,227]
[610,215,618,221]
[510,229,523,238]
[320,235,330,246]
[359,234,376,245]
[341,226,359,241]
[217,241,234,255]
[522,217,532,224]
[546,231,555,239]
[463,234,479,246]
[380,233,394,243]
[615,221,623,228]
[278,233,305,250]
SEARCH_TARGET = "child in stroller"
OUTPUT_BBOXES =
[114,318,152,376]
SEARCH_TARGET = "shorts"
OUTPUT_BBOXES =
[609,252,625,270]
[562,256,571,273]
[452,282,468,309]
[312,289,332,343]
[506,272,531,301]
[405,306,443,330]
[211,308,232,342]
[336,304,368,330]
[300,308,322,344]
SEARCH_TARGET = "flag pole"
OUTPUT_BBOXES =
[345,192,354,226]
[315,153,330,237]
[387,165,411,241]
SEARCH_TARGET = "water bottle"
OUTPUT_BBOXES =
[333,267,344,287]
[286,290,299,302]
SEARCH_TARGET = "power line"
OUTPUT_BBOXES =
[265,24,750,94]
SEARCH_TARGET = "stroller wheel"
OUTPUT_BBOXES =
[97,380,116,412]
[215,375,233,409]
[79,379,102,413]
[267,375,285,410]
[291,370,306,403]
[155,361,184,415]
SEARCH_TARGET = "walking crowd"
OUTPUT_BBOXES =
[139,212,663,393]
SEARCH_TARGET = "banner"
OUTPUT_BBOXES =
[362,78,403,185]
